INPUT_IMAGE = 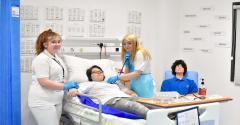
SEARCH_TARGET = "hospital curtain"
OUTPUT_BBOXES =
[0,0,21,125]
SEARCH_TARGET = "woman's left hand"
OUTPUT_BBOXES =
[130,93,138,97]
[67,88,79,97]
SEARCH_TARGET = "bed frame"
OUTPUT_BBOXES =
[62,94,220,125]
[63,94,103,125]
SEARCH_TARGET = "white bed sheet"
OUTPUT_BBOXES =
[63,96,146,125]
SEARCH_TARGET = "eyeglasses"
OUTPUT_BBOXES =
[91,71,103,74]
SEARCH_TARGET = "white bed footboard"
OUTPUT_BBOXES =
[146,102,220,125]
[64,95,220,125]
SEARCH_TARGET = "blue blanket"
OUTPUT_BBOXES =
[77,95,144,119]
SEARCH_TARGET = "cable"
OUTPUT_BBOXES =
[113,54,130,84]
[193,93,206,100]
[112,58,128,84]
[119,58,128,75]
[97,43,103,59]
[104,44,107,57]
[119,53,131,75]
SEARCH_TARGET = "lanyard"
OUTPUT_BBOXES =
[52,58,65,79]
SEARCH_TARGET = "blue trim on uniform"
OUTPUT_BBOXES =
[161,76,198,95]
[0,0,21,125]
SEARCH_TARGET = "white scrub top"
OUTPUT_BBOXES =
[134,51,151,74]
[28,50,67,107]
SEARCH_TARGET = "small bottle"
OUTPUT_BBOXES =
[198,78,206,96]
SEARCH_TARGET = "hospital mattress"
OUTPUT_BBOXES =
[63,96,146,125]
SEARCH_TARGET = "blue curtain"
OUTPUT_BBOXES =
[0,0,21,125]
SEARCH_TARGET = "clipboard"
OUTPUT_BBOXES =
[176,106,200,125]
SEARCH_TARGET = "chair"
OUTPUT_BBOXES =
[164,70,198,85]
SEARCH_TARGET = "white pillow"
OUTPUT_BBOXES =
[62,55,118,82]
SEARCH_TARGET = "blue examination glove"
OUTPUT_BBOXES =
[64,81,79,91]
[107,75,120,84]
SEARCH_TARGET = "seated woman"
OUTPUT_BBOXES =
[160,59,198,95]
[68,65,149,118]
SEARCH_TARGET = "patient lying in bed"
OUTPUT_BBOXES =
[68,65,149,118]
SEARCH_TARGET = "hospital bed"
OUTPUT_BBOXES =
[62,55,220,125]
[63,94,146,125]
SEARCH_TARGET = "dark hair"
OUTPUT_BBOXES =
[171,59,187,76]
[86,65,105,81]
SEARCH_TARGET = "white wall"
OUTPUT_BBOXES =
[21,0,240,125]
[21,73,36,125]
[154,0,181,82]
[20,0,162,125]
[178,0,240,125]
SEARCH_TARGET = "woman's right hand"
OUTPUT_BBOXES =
[67,88,79,97]
[64,81,79,91]
[130,92,138,97]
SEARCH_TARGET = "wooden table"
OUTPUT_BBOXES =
[137,95,232,108]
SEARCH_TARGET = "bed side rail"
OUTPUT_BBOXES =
[67,93,103,125]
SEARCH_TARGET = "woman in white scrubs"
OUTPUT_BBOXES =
[107,34,154,97]
[28,29,79,125]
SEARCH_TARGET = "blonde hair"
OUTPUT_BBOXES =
[35,29,61,55]
[121,34,151,62]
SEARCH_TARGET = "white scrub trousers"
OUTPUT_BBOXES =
[29,103,62,125]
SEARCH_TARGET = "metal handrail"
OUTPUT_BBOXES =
[67,94,103,125]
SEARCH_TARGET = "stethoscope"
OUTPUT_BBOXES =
[44,51,65,80]
[118,57,129,75]
[51,58,65,79]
